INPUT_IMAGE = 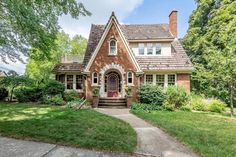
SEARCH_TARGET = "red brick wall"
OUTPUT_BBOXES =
[169,10,178,38]
[86,22,139,101]
[177,73,191,92]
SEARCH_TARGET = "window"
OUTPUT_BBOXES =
[109,40,117,55]
[155,43,162,55]
[168,74,176,86]
[138,43,145,55]
[145,75,153,84]
[57,74,65,83]
[156,74,165,87]
[66,75,73,89]
[147,43,153,55]
[127,72,133,84]
[92,72,98,85]
[76,75,83,90]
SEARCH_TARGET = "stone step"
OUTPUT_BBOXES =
[98,102,126,106]
[98,105,127,109]
[99,99,126,103]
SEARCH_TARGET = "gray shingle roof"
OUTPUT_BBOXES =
[82,24,174,67]
[53,63,83,73]
[136,41,193,71]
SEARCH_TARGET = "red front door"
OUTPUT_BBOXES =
[107,74,118,97]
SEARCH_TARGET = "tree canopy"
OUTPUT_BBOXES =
[26,31,87,85]
[0,0,90,63]
[182,0,236,116]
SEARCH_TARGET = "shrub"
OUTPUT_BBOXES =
[180,105,192,112]
[138,84,165,105]
[64,90,80,101]
[208,99,226,113]
[0,88,8,101]
[162,101,175,111]
[165,86,190,109]
[42,80,65,96]
[92,87,100,97]
[50,95,66,106]
[131,103,163,111]
[125,86,132,96]
[14,87,43,102]
[191,95,207,111]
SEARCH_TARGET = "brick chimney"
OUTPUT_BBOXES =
[169,10,178,38]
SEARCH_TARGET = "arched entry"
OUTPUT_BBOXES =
[105,71,121,97]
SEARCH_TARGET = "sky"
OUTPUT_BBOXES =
[0,0,196,74]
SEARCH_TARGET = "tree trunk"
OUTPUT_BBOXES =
[10,87,14,102]
[230,84,234,117]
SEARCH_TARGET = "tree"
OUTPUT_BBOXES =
[182,0,236,116]
[26,31,87,84]
[0,0,90,63]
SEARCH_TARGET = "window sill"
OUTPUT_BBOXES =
[92,84,100,87]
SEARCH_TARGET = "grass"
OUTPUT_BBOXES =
[132,110,236,157]
[0,103,137,152]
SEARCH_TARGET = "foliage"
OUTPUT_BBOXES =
[133,110,236,157]
[0,0,90,63]
[42,80,65,96]
[182,0,236,116]
[92,87,100,97]
[0,88,8,101]
[125,86,132,96]
[208,99,226,113]
[0,104,137,152]
[0,75,32,101]
[138,84,165,105]
[164,86,190,109]
[64,90,80,101]
[50,95,66,106]
[131,103,163,111]
[191,95,207,111]
[26,32,87,84]
[162,102,175,111]
[14,87,43,102]
[179,105,192,112]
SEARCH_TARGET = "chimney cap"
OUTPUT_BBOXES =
[169,9,178,17]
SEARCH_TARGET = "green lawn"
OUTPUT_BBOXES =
[132,110,236,157]
[0,103,137,152]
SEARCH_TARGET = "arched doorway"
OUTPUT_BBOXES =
[105,71,121,97]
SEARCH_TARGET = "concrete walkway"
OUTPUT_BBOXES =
[96,108,199,157]
[0,137,133,157]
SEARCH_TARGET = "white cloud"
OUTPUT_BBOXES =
[58,0,144,38]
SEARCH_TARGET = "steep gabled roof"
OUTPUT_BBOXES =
[83,24,174,67]
[52,63,83,73]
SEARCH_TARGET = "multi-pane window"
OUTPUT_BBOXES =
[156,74,165,87]
[66,75,73,89]
[145,75,153,84]
[93,72,98,85]
[147,43,153,55]
[109,40,117,55]
[57,74,65,83]
[138,43,145,55]
[168,74,176,86]
[127,72,133,84]
[155,43,162,55]
[76,75,83,90]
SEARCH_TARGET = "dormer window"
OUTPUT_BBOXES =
[109,39,117,55]
[155,43,162,55]
[138,43,145,55]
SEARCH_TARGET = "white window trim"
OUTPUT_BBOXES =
[138,43,145,56]
[65,74,84,93]
[144,74,177,87]
[109,39,117,55]
[92,72,99,86]
[127,72,134,86]
[136,43,163,56]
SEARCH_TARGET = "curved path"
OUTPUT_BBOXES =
[96,108,199,157]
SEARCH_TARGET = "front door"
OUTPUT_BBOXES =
[107,73,119,97]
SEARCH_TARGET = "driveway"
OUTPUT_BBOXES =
[96,108,199,157]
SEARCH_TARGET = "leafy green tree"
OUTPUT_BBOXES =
[182,0,236,116]
[26,31,87,85]
[0,0,90,63]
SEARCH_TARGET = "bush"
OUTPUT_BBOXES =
[50,95,66,106]
[42,80,65,96]
[131,103,163,111]
[138,84,165,105]
[208,99,226,113]
[14,87,43,102]
[0,88,8,101]
[92,87,100,97]
[180,105,192,112]
[64,90,80,101]
[162,102,175,111]
[165,86,190,109]
[191,95,207,111]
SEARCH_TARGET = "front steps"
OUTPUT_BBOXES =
[98,98,127,108]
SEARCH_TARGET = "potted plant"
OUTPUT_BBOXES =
[125,85,132,108]
[92,86,100,108]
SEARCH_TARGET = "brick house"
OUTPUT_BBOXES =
[53,11,193,107]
